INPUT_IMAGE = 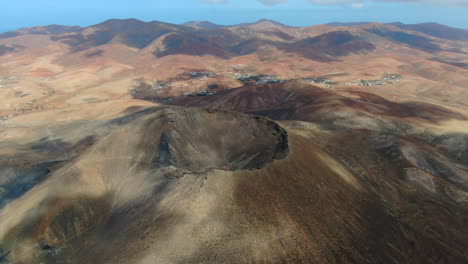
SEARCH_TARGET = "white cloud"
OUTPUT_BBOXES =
[198,0,468,7]
[309,0,360,4]
[199,0,228,4]
[198,0,288,5]
[258,0,288,5]
[351,2,365,8]
[309,0,468,6]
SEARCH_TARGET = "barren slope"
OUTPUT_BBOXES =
[0,19,467,264]
[0,102,466,263]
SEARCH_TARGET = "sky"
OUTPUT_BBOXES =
[2,0,467,32]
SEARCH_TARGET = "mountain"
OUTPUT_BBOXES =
[44,19,372,60]
[183,19,291,29]
[388,22,468,42]
[233,19,291,28]
[1,84,467,263]
[49,18,185,51]
[328,22,468,42]
[170,82,466,124]
[365,26,442,52]
[0,19,467,263]
[284,31,375,61]
[327,22,371,26]
[0,24,82,39]
[183,21,225,29]
[153,31,235,58]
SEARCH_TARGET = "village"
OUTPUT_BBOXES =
[358,73,403,86]
[299,72,402,87]
[131,70,404,102]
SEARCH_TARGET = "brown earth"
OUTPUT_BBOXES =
[0,19,467,264]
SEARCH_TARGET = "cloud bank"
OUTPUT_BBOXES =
[258,0,288,6]
[198,0,468,7]
[199,0,228,3]
[310,0,468,6]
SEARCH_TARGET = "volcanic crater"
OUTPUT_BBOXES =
[139,107,289,172]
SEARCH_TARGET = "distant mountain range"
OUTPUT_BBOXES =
[183,19,292,29]
[182,20,468,42]
[0,18,466,61]
[2,19,467,42]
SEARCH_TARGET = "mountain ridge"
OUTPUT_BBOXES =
[2,19,467,39]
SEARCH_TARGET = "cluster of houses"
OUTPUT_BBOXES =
[134,71,404,101]
[299,73,403,87]
[192,90,217,96]
[190,71,217,79]
[236,74,284,85]
[359,73,402,86]
[299,77,336,85]
[382,73,402,81]
[1,114,15,120]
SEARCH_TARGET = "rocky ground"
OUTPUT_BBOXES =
[0,19,467,264]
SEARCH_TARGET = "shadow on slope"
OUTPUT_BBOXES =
[169,82,465,124]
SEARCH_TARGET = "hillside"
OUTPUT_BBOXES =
[388,22,468,42]
[0,18,467,264]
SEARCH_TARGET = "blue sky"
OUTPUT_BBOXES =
[2,0,467,32]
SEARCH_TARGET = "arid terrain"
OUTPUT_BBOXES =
[0,19,467,263]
